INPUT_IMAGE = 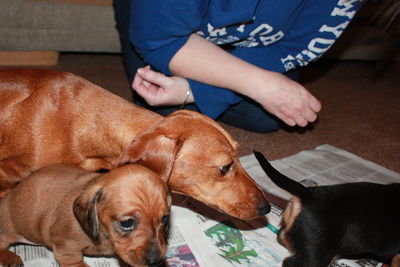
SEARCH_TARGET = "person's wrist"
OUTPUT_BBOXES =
[237,67,274,101]
[179,87,192,109]
[178,78,194,108]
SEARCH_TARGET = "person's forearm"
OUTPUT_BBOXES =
[168,33,268,100]
[169,33,321,128]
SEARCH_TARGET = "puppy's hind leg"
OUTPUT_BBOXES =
[282,254,304,267]
[391,254,400,267]
[282,252,335,267]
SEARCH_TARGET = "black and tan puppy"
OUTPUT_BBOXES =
[254,151,400,267]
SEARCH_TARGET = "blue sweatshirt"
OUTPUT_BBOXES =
[130,0,363,119]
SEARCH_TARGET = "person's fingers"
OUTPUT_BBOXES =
[291,91,320,126]
[302,94,321,124]
[282,111,307,127]
[294,116,308,127]
[133,68,163,100]
[274,107,296,126]
[303,107,318,123]
[132,70,159,101]
[133,81,150,97]
[142,80,151,88]
[281,116,296,127]
[290,104,318,127]
[138,68,171,89]
[135,86,162,106]
[141,66,152,87]
[132,69,145,91]
[276,98,318,127]
[310,97,322,113]
[304,112,317,123]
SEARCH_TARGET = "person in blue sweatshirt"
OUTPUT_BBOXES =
[113,0,363,133]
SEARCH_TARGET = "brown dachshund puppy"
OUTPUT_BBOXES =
[0,163,171,267]
[0,68,269,220]
[254,151,400,267]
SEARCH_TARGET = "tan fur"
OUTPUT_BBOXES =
[277,196,302,252]
[0,68,268,220]
[0,164,171,267]
[392,254,400,267]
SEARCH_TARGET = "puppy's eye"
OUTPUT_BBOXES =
[119,218,136,232]
[162,215,170,233]
[162,215,170,225]
[218,162,233,175]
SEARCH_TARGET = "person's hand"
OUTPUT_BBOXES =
[247,71,321,127]
[132,66,194,106]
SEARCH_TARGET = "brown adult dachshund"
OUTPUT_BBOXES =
[0,68,269,220]
[0,163,171,267]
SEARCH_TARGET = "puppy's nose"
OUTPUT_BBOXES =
[258,202,271,216]
[146,258,164,267]
[145,243,164,267]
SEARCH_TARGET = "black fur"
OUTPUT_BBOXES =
[254,151,400,267]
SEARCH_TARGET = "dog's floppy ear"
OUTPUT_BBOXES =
[73,186,103,243]
[118,129,183,182]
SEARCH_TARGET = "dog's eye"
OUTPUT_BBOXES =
[218,162,233,175]
[119,218,136,232]
[162,215,170,233]
[162,215,170,225]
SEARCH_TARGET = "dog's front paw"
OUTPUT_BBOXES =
[0,249,24,267]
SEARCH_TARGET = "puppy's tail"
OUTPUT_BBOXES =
[253,151,311,199]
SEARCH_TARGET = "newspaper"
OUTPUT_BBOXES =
[244,144,400,201]
[8,145,399,267]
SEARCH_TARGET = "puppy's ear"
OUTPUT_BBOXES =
[73,188,103,243]
[118,130,183,182]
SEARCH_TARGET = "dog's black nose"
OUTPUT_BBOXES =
[147,258,164,267]
[145,251,165,267]
[258,203,271,215]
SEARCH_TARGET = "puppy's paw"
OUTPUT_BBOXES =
[0,249,24,267]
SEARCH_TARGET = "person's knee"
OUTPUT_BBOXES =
[229,118,280,133]
[217,100,281,133]
[249,119,280,133]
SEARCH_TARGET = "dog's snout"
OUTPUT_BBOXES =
[146,258,164,267]
[144,241,164,267]
[258,201,271,216]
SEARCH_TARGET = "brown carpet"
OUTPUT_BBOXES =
[42,53,400,174]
